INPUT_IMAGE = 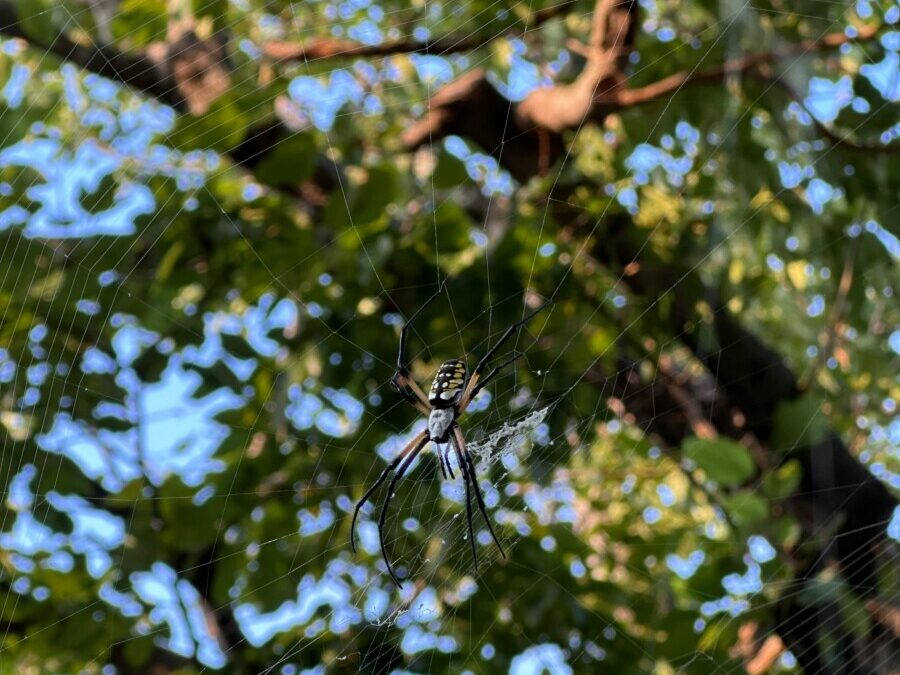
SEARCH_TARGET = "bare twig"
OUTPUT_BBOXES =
[261,0,577,63]
[801,237,859,389]
[749,67,894,154]
[608,24,880,109]
[402,9,892,179]
[0,1,184,109]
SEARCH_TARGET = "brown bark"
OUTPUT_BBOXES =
[402,18,891,176]
[0,3,182,108]
[1,0,896,670]
[262,0,577,63]
[402,0,640,179]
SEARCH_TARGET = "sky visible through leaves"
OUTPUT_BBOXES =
[0,0,898,673]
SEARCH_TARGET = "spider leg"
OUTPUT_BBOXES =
[437,445,449,480]
[390,283,446,411]
[378,433,430,588]
[452,425,506,559]
[459,300,548,410]
[391,373,431,415]
[442,443,456,480]
[449,431,478,570]
[396,282,445,374]
[351,430,427,553]
[466,351,525,405]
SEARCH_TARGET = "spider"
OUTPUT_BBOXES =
[350,286,547,587]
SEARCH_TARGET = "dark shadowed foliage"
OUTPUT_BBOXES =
[0,0,897,673]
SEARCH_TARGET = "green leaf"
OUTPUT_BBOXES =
[838,590,872,640]
[169,98,249,152]
[29,270,65,301]
[111,0,167,46]
[762,460,802,500]
[157,478,220,552]
[352,164,397,224]
[254,134,317,187]
[121,635,156,667]
[722,491,768,526]
[91,414,133,432]
[772,395,829,452]
[683,437,755,486]
[432,150,469,189]
[16,0,57,40]
[131,346,166,383]
[220,332,257,360]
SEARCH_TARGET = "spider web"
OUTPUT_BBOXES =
[0,0,897,674]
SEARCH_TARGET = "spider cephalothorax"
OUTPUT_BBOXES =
[350,285,547,587]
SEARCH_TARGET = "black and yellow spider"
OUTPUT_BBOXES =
[350,286,547,587]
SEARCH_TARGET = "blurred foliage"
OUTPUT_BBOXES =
[0,0,897,673]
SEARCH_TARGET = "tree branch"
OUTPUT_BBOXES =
[0,3,352,210]
[260,0,577,63]
[402,19,893,177]
[545,168,896,666]
[800,238,859,389]
[0,1,183,109]
[747,67,896,154]
[401,0,639,179]
[515,0,634,134]
[608,23,880,108]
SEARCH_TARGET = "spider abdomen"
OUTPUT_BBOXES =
[428,407,455,443]
[428,358,467,408]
